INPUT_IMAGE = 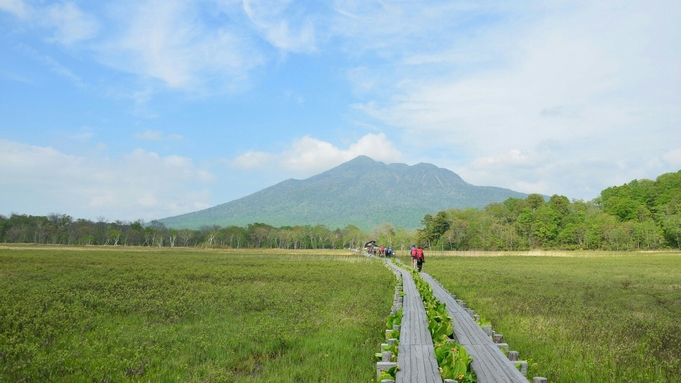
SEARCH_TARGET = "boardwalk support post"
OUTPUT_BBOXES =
[533,377,548,383]
[482,325,493,337]
[382,351,393,362]
[514,361,528,377]
[376,362,397,382]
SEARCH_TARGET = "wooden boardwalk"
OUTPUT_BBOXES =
[420,272,528,383]
[386,260,442,383]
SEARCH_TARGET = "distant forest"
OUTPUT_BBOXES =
[2,170,680,251]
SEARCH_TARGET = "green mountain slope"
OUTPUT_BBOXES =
[158,156,531,230]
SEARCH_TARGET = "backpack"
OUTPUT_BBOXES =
[416,248,424,260]
[411,247,417,257]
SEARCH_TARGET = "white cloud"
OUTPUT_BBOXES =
[663,148,681,168]
[98,0,264,92]
[231,133,402,177]
[134,130,184,141]
[0,0,28,19]
[2,1,268,95]
[1,1,98,44]
[242,0,316,53]
[0,139,214,221]
[347,1,681,200]
[41,2,99,45]
[134,130,162,140]
[231,150,274,170]
[197,170,217,183]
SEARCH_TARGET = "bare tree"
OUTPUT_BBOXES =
[178,229,193,247]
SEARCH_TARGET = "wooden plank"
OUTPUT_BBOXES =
[385,261,441,383]
[421,273,528,383]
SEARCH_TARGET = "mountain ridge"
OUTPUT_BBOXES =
[158,156,531,231]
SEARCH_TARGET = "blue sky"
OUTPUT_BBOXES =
[1,0,680,223]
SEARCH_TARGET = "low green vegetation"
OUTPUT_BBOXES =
[376,301,401,381]
[422,252,681,382]
[0,247,393,382]
[408,268,474,382]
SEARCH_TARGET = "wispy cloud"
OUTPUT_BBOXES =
[134,130,184,141]
[242,0,317,53]
[1,0,679,207]
[15,43,84,87]
[1,0,268,95]
[345,1,681,199]
[0,0,29,19]
[97,0,264,92]
[40,2,100,45]
[1,1,99,44]
[134,130,162,141]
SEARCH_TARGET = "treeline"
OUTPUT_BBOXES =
[0,215,378,249]
[416,170,681,251]
[2,170,679,251]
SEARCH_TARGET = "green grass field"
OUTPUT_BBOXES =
[6,246,680,383]
[419,252,681,383]
[0,246,393,382]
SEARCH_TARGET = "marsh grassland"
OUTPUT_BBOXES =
[0,246,392,382]
[422,252,681,382]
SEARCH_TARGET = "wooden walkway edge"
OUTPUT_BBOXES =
[385,260,442,383]
[420,272,528,383]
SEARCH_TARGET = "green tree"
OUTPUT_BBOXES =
[532,206,560,248]
[372,222,396,248]
[548,195,571,218]
[661,214,681,249]
[341,224,365,249]
[417,211,450,248]
[526,194,546,210]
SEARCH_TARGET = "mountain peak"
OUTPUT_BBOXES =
[337,155,384,169]
[159,157,529,231]
[348,155,376,163]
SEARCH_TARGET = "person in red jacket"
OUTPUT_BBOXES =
[416,247,425,272]
[410,244,417,268]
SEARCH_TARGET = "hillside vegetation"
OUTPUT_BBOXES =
[157,155,529,231]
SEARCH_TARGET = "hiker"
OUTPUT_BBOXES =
[416,247,425,272]
[410,245,417,268]
[386,247,393,257]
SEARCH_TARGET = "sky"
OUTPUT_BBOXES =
[1,0,680,223]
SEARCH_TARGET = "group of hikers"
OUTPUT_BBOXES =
[364,241,425,272]
[366,243,394,257]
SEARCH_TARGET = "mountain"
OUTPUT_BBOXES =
[158,156,531,231]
